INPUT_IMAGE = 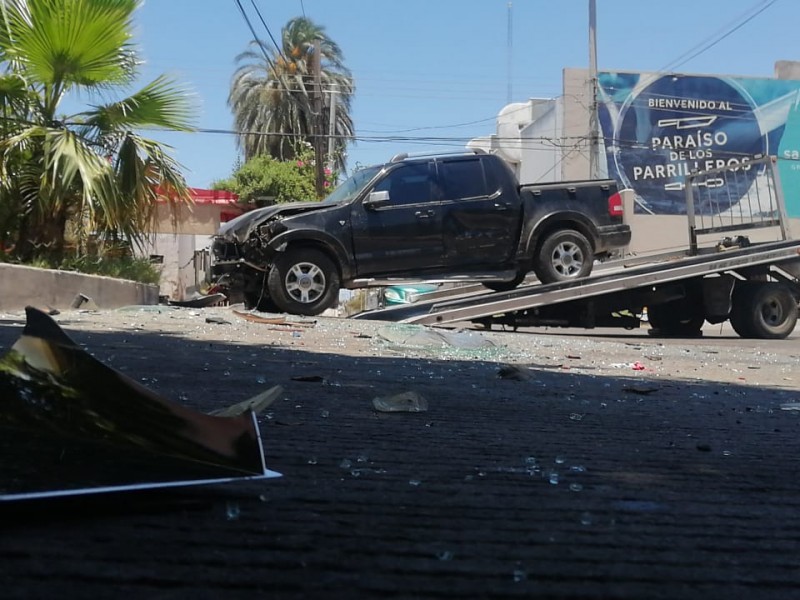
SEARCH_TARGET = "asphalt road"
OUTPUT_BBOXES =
[1,306,799,599]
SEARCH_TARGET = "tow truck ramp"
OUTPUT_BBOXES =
[354,156,800,339]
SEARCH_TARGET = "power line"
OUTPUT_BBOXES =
[232,0,275,69]
[658,0,780,73]
[248,0,285,62]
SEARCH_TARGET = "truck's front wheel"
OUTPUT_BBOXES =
[534,229,593,284]
[267,248,340,316]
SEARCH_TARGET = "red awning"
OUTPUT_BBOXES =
[187,187,240,205]
[155,187,240,205]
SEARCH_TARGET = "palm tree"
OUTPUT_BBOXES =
[229,17,354,173]
[0,0,195,262]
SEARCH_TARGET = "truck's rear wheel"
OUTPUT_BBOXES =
[647,301,705,337]
[730,282,797,339]
[534,230,593,284]
[483,272,526,292]
[267,248,340,316]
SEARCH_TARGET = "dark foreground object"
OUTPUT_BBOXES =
[1,317,798,599]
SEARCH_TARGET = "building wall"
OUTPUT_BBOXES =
[518,98,564,184]
[137,198,241,301]
[561,67,594,182]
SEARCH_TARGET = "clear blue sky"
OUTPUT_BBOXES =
[130,0,798,188]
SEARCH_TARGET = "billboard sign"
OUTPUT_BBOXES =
[598,72,800,216]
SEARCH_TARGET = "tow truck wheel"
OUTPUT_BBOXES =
[731,282,797,339]
[534,229,593,284]
[267,248,340,316]
[647,301,705,337]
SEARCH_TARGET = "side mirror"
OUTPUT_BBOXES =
[364,190,390,209]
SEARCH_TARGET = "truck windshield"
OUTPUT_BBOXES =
[321,166,382,205]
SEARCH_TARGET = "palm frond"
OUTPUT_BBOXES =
[81,74,197,134]
[45,127,116,215]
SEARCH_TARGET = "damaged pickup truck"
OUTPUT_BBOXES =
[210,150,631,316]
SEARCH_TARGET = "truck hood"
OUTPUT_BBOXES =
[217,201,328,243]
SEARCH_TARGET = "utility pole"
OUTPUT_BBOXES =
[588,0,600,180]
[313,39,325,197]
[327,88,338,173]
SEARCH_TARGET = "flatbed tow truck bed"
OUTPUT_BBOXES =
[354,157,800,339]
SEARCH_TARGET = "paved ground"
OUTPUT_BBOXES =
[1,305,799,599]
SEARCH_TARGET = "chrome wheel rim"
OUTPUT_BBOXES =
[285,261,326,304]
[551,241,585,277]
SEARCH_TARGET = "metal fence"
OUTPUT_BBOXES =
[684,155,791,254]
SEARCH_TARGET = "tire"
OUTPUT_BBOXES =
[244,291,279,313]
[267,248,340,316]
[534,229,593,284]
[648,300,705,337]
[730,282,798,339]
[729,283,755,338]
[483,272,526,292]
[243,274,279,312]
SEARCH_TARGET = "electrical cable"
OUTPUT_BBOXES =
[658,0,780,73]
[248,0,286,62]
[232,0,275,69]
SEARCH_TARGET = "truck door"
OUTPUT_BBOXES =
[350,161,445,276]
[438,156,519,267]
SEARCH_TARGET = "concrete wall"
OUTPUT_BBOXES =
[0,263,159,311]
[561,67,594,182]
[139,202,241,301]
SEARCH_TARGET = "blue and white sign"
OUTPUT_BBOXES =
[598,72,800,216]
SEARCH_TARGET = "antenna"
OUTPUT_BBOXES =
[507,2,513,104]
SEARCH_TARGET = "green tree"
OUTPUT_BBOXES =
[228,16,354,173]
[0,0,195,262]
[213,143,334,205]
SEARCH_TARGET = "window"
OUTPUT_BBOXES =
[374,163,436,205]
[437,159,488,200]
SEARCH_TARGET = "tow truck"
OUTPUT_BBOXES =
[354,156,800,339]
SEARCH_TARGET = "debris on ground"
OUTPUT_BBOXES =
[168,293,227,308]
[372,391,428,413]
[210,385,283,417]
[623,386,659,395]
[205,316,231,325]
[71,293,98,310]
[376,324,501,359]
[232,309,317,328]
[378,324,497,350]
[290,375,326,383]
[497,364,535,381]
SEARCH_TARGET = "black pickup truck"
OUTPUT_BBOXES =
[210,151,631,315]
